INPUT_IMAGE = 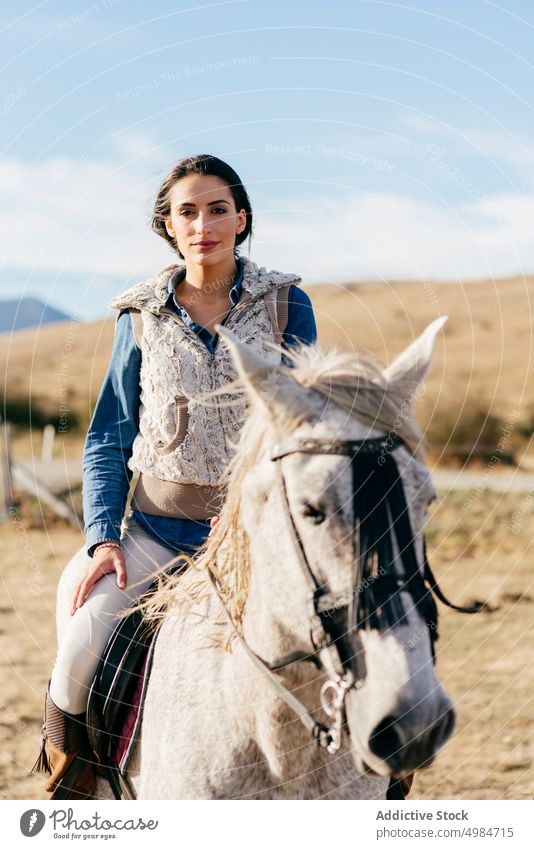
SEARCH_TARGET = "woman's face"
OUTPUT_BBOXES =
[164,173,247,268]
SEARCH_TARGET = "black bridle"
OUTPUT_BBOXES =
[211,431,481,755]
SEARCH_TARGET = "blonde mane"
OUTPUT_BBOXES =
[135,342,425,635]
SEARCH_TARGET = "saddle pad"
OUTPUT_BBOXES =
[87,597,159,766]
[115,635,157,773]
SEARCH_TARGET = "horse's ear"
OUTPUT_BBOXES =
[216,324,275,386]
[216,324,312,419]
[384,316,447,393]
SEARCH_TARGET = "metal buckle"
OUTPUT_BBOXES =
[320,671,355,754]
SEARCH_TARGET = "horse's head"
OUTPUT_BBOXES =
[216,317,454,781]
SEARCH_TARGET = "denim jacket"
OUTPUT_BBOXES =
[83,257,317,556]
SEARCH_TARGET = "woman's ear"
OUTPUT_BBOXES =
[237,208,247,234]
[165,217,175,238]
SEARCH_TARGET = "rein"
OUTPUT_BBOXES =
[209,432,481,757]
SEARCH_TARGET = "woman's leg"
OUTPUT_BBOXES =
[49,522,184,714]
[33,521,188,798]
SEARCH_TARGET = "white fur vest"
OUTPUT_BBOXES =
[109,256,301,486]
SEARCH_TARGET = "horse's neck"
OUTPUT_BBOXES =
[125,568,387,798]
[235,581,326,775]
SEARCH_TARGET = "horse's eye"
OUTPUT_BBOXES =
[302,502,326,524]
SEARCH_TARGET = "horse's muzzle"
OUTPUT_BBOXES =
[367,701,456,776]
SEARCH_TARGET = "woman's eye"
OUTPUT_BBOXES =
[302,503,326,524]
[179,208,226,216]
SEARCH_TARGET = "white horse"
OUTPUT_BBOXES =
[57,317,454,799]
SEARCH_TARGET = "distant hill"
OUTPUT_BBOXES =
[0,298,72,333]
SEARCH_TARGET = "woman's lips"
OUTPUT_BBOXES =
[193,241,219,250]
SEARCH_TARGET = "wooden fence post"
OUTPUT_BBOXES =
[0,418,13,522]
[41,424,55,462]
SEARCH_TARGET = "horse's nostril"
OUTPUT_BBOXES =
[430,707,455,751]
[368,715,403,766]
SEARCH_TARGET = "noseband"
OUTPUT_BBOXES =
[211,431,481,755]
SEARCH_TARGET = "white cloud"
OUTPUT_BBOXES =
[399,111,534,179]
[460,129,534,179]
[254,190,534,282]
[0,154,172,279]
[110,129,171,167]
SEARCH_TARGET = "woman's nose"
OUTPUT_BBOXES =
[194,214,211,233]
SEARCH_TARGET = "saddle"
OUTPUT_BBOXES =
[86,583,161,800]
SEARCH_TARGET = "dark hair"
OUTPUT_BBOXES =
[151,154,253,259]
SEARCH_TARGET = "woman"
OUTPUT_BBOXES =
[32,154,317,798]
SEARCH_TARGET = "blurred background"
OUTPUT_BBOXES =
[0,0,532,800]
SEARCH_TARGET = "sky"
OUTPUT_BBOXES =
[2,0,534,320]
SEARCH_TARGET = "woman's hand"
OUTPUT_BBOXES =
[208,516,220,537]
[71,545,127,615]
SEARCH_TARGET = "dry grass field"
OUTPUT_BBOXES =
[0,274,532,800]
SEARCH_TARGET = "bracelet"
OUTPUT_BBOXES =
[94,540,122,553]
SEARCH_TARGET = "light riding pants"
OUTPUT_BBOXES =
[49,518,189,715]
